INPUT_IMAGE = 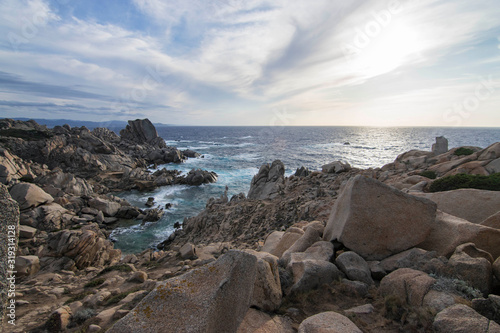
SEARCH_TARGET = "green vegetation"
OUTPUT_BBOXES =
[105,287,142,306]
[71,308,97,325]
[430,275,482,300]
[84,278,106,288]
[64,291,93,304]
[454,147,474,156]
[383,295,436,330]
[420,170,437,179]
[0,128,52,140]
[97,264,134,276]
[429,173,500,192]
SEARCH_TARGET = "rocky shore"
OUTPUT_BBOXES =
[1,121,500,332]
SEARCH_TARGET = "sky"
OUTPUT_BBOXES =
[0,0,499,127]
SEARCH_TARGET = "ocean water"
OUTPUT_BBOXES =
[111,126,500,253]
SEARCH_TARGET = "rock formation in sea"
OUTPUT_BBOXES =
[2,126,500,332]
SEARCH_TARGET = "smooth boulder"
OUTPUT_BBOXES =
[298,311,362,333]
[414,189,500,224]
[418,210,500,259]
[324,175,437,260]
[9,183,54,210]
[433,304,500,332]
[108,251,257,333]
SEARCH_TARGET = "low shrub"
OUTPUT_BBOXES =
[454,147,474,156]
[64,291,93,304]
[71,308,96,325]
[429,173,500,192]
[84,278,106,288]
[430,274,482,300]
[98,264,133,276]
[420,170,437,179]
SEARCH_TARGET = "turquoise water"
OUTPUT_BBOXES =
[111,126,500,253]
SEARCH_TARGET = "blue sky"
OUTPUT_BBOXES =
[0,0,499,126]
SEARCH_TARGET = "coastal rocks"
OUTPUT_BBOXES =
[36,169,94,197]
[494,258,500,281]
[47,224,121,269]
[181,169,218,186]
[142,207,164,222]
[433,304,500,332]
[323,175,437,260]
[294,166,310,177]
[248,160,285,200]
[481,211,500,229]
[88,197,121,217]
[237,308,294,333]
[321,161,351,174]
[432,136,449,155]
[245,250,282,312]
[0,148,29,184]
[14,255,40,277]
[108,251,257,333]
[448,243,493,295]
[119,119,166,149]
[9,183,54,210]
[290,259,343,294]
[335,251,373,285]
[298,311,362,333]
[413,189,500,224]
[418,211,500,259]
[380,268,436,306]
[0,184,19,326]
[146,147,184,164]
[45,306,72,331]
[23,202,70,231]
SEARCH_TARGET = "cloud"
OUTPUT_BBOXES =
[0,0,499,125]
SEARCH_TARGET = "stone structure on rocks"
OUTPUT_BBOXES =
[108,251,257,333]
[432,136,448,156]
[323,175,437,260]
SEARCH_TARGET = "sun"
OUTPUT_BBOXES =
[351,19,425,77]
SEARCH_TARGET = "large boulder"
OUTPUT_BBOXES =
[47,224,121,269]
[0,184,19,327]
[290,260,343,294]
[324,175,437,260]
[14,255,40,277]
[298,311,362,333]
[380,268,436,306]
[321,161,351,174]
[265,228,303,258]
[88,197,121,217]
[237,309,294,333]
[418,211,500,259]
[36,169,94,196]
[108,251,257,333]
[413,189,500,224]
[9,183,54,210]
[481,211,500,229]
[245,250,282,312]
[119,118,166,148]
[335,251,373,285]
[433,304,500,332]
[183,169,218,186]
[0,148,28,184]
[448,243,493,295]
[248,160,285,200]
[280,227,321,266]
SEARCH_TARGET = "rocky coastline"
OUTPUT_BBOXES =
[1,119,500,333]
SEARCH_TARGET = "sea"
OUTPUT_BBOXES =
[110,126,500,254]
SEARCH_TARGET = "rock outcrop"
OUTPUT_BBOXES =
[108,251,257,333]
[414,189,500,224]
[248,160,285,200]
[323,175,437,260]
[9,183,54,210]
[0,184,19,327]
[119,118,166,149]
[432,136,449,155]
